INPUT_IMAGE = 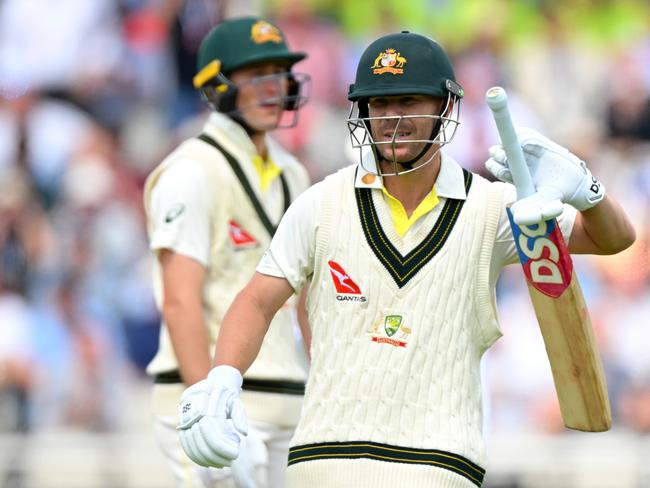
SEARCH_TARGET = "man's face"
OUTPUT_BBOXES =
[230,61,291,131]
[367,95,443,162]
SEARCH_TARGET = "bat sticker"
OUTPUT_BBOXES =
[507,208,573,298]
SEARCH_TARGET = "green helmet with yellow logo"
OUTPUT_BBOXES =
[348,31,463,102]
[193,17,308,116]
[346,31,464,176]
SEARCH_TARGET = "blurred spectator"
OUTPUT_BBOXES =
[164,0,226,126]
[445,48,541,176]
[0,0,122,94]
[0,91,99,208]
[272,0,353,181]
[605,49,650,141]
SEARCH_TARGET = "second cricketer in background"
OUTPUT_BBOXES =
[177,31,635,487]
[143,17,311,488]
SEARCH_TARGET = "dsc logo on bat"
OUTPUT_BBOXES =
[507,209,573,298]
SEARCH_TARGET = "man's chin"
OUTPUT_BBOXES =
[243,116,282,132]
[378,148,418,163]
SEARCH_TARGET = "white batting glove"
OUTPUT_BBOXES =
[177,365,249,470]
[485,127,605,225]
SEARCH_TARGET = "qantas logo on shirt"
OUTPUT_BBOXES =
[228,220,257,248]
[328,260,366,302]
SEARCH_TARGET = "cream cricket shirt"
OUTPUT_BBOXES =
[257,153,576,488]
[144,112,310,426]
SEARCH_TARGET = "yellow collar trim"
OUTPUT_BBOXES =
[252,155,282,192]
[381,186,440,237]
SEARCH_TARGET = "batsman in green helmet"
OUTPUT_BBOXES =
[174,30,635,488]
[144,16,312,488]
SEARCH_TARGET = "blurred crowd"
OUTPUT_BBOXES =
[0,0,649,464]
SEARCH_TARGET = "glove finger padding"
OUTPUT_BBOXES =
[488,145,507,163]
[485,157,512,183]
[177,366,248,469]
[181,426,212,467]
[193,419,236,467]
[511,189,564,225]
[198,414,241,462]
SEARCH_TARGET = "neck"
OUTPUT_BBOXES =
[250,132,268,159]
[381,153,442,217]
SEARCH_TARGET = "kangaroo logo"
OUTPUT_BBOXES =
[327,261,362,294]
[369,313,410,348]
[372,48,407,75]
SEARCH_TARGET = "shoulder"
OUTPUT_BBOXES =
[323,163,358,185]
[289,179,326,210]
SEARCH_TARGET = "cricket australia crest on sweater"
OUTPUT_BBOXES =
[368,312,411,347]
[328,260,367,302]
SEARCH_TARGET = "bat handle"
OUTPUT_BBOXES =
[485,87,536,199]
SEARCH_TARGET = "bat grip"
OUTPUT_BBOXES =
[485,87,536,199]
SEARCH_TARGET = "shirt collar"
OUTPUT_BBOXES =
[435,152,467,200]
[354,150,468,200]
[204,112,255,153]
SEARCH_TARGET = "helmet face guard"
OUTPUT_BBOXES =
[347,31,463,176]
[199,71,311,129]
[347,92,461,176]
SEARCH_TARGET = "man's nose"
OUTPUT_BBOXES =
[258,77,282,95]
[381,102,406,117]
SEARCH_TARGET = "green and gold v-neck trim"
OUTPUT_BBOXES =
[355,169,473,289]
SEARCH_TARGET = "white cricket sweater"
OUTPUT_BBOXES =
[287,164,504,487]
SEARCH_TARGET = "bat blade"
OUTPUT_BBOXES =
[528,275,611,431]
[488,86,611,432]
[507,208,611,432]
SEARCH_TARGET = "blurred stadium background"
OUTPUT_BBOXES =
[0,0,649,486]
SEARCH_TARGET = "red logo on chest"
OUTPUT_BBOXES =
[327,261,362,294]
[228,220,257,247]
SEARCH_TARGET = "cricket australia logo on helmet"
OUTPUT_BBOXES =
[251,20,283,44]
[371,49,407,75]
[327,260,366,302]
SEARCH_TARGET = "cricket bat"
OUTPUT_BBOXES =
[485,86,611,432]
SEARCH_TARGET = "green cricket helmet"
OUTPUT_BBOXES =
[347,31,464,176]
[193,16,309,124]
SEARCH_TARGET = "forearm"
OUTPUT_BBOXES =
[570,195,636,254]
[213,290,272,373]
[164,301,212,385]
[213,272,294,373]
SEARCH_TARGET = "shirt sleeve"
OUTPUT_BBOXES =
[256,181,323,291]
[490,183,577,287]
[148,159,212,266]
